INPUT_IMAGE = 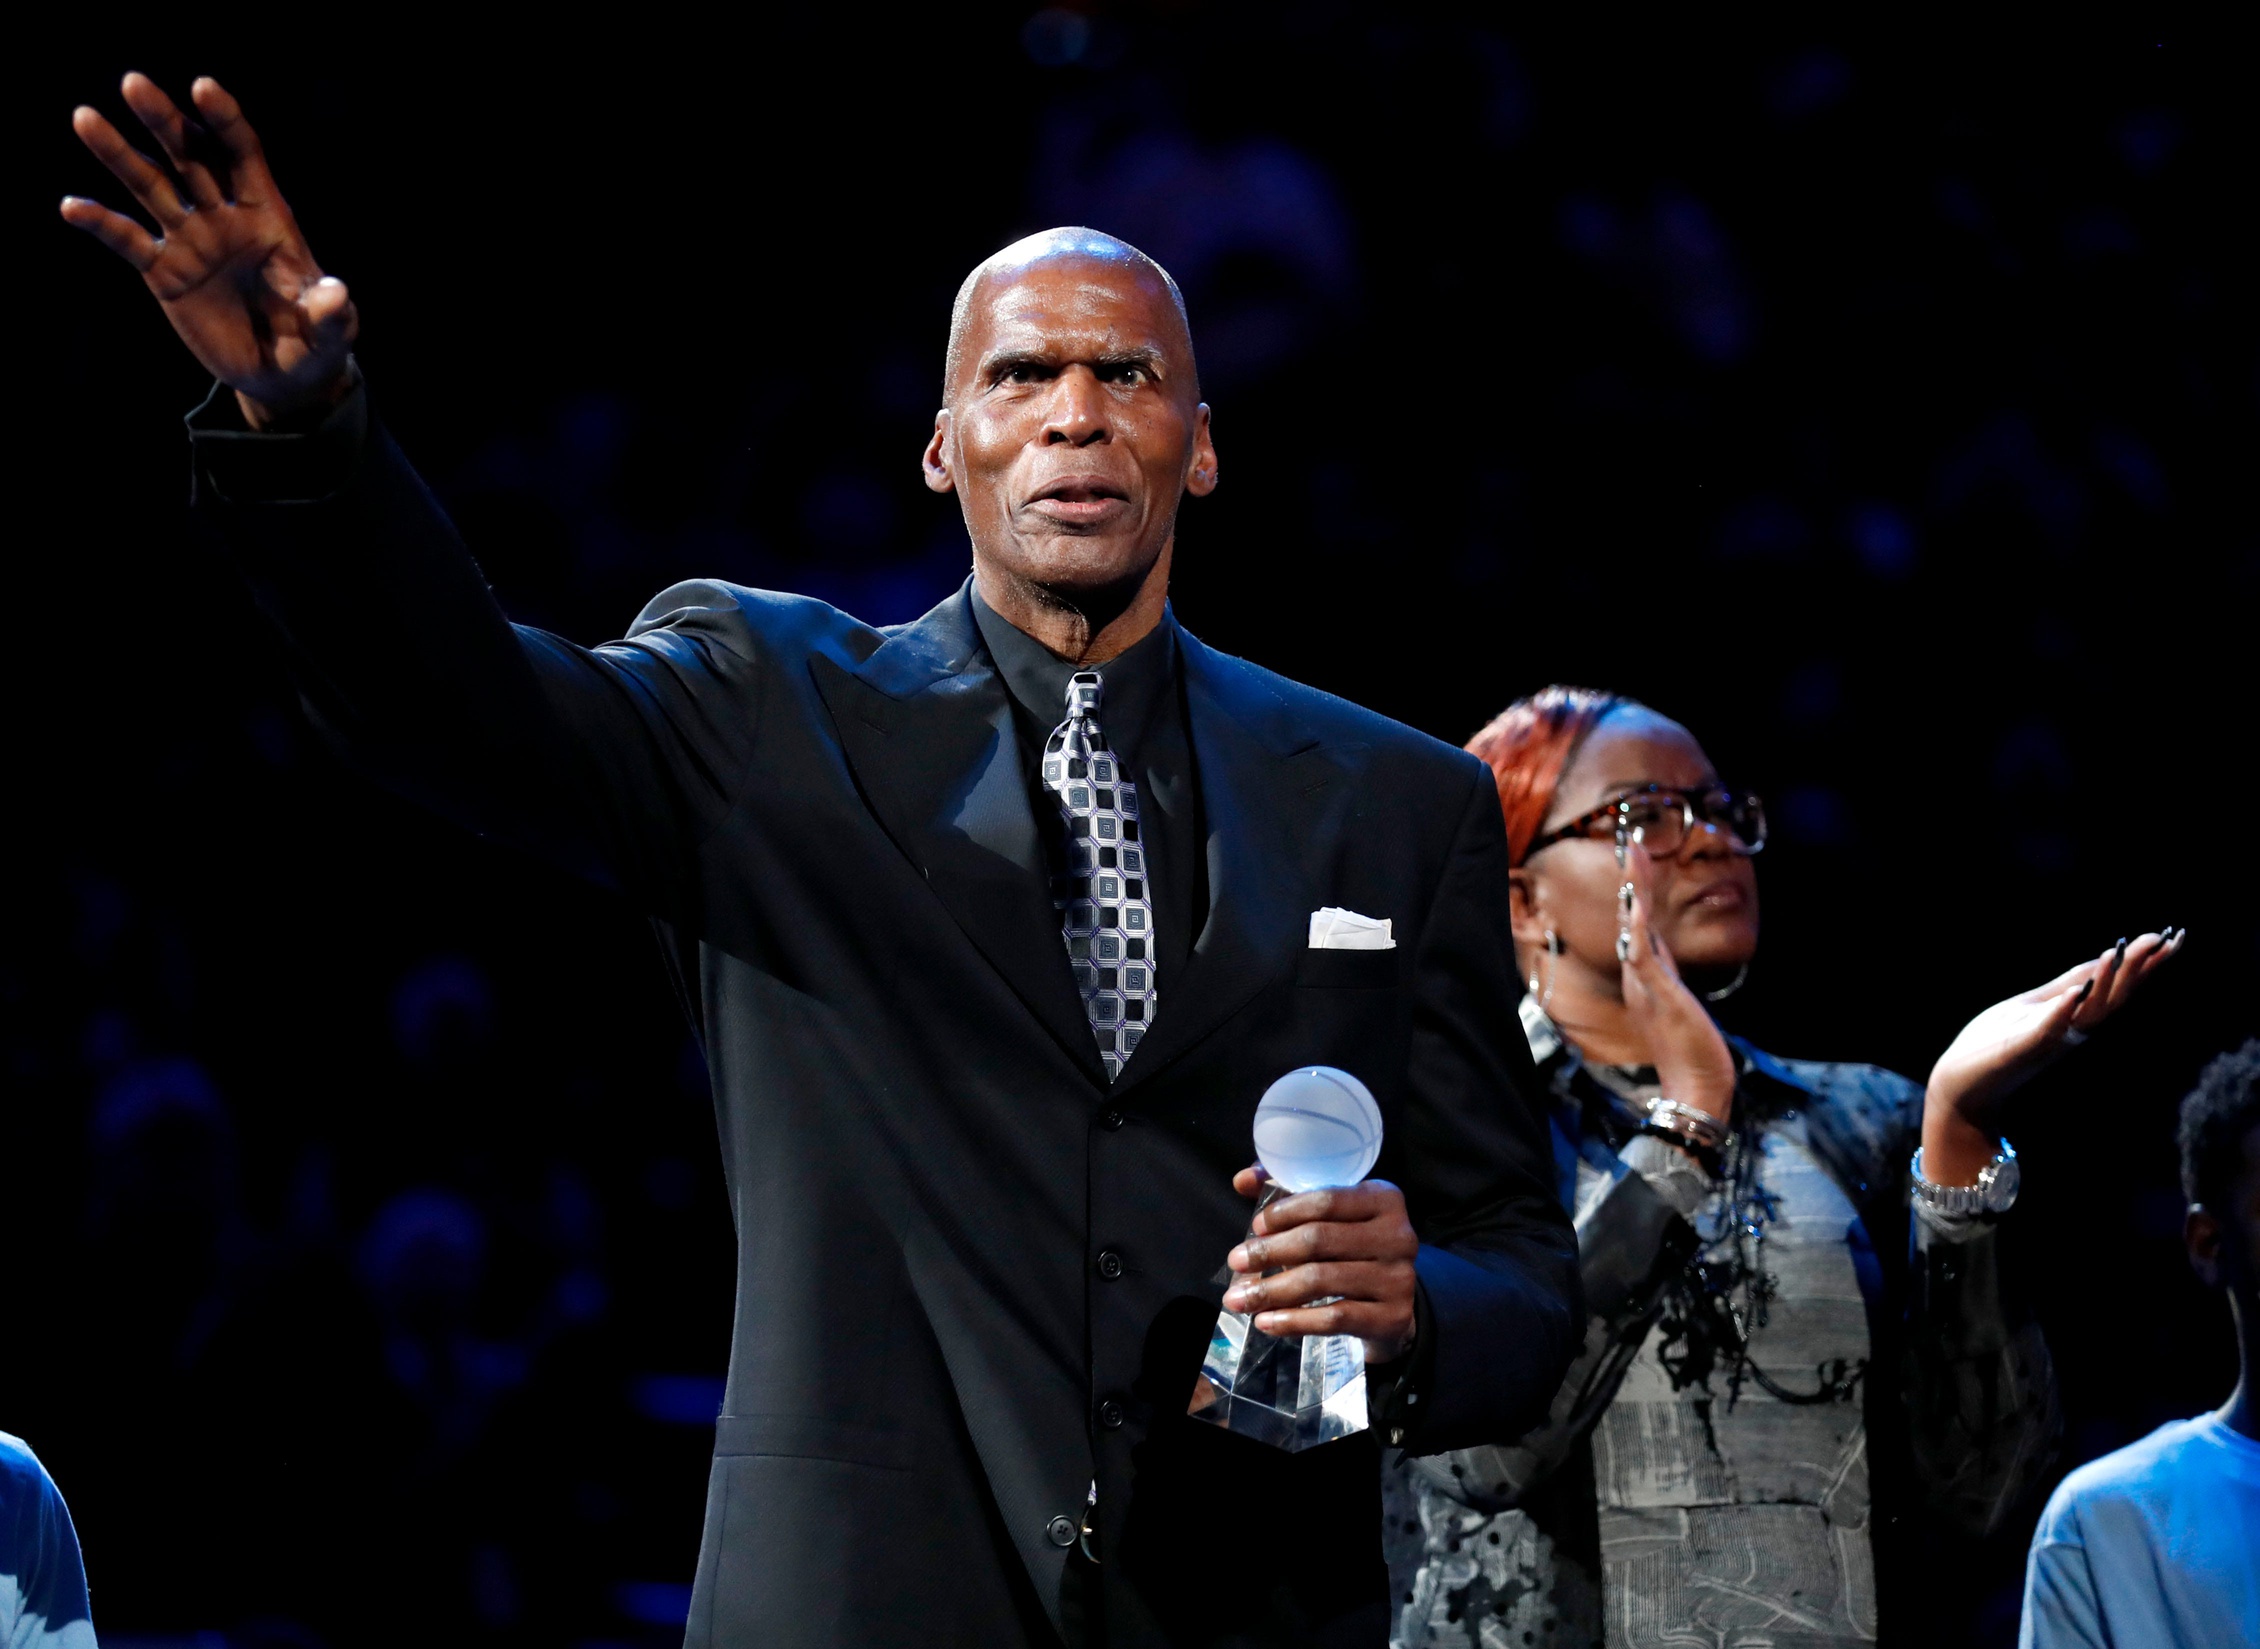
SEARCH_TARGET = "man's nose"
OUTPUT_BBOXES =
[1041,366,1112,446]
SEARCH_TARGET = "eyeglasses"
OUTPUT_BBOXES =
[1525,783,1767,860]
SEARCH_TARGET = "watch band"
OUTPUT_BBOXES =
[1910,1138,2021,1217]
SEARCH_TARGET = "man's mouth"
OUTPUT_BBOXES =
[1026,476,1131,527]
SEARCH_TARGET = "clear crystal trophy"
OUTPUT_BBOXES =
[1187,1066,1384,1451]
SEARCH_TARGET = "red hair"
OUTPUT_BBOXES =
[1466,685,1638,867]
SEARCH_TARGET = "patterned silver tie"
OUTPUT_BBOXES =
[1042,671,1156,1081]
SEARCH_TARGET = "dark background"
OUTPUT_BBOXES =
[8,10,2254,1646]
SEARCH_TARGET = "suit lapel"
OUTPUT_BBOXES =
[812,584,1105,1080]
[1112,629,1324,1097]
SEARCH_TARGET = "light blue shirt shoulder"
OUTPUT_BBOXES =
[0,1433,96,1649]
[2020,1412,2260,1649]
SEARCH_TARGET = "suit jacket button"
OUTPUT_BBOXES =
[1098,1108,1125,1131]
[1096,1249,1125,1281]
[1046,1514,1079,1548]
[1099,1398,1127,1430]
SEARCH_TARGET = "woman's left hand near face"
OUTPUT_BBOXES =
[1620,839,1740,1120]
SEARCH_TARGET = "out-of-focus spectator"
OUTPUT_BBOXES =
[1,1432,96,1648]
[83,1059,252,1372]
[2019,1039,2260,1648]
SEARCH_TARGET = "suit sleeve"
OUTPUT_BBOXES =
[1388,760,1583,1452]
[188,377,764,922]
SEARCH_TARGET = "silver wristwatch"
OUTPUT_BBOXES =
[1910,1139,2021,1217]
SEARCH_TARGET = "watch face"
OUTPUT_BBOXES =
[1981,1153,2022,1210]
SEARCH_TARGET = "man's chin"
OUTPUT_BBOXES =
[995,541,1162,610]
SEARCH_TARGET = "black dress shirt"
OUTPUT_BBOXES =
[970,587,1204,990]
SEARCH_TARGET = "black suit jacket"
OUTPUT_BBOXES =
[191,393,1581,1648]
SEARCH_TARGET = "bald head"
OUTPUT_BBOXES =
[943,227,1196,403]
[920,225,1218,665]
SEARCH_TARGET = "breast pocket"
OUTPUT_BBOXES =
[1294,947,1405,989]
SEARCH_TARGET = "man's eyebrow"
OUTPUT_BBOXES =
[977,345,1167,376]
[979,348,1057,375]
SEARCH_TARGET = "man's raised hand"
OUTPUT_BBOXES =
[62,74,356,428]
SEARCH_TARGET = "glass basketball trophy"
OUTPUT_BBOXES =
[1187,1066,1384,1451]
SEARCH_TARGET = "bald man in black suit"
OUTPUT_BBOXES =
[63,74,1579,1648]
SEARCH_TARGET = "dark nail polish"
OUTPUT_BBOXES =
[2115,937,2128,953]
[2076,979,2094,1002]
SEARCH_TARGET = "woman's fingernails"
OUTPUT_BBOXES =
[2076,980,2094,1003]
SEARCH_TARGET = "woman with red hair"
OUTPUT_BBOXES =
[1385,686,2182,1649]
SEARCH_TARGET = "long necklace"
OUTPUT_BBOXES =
[1651,1112,1866,1409]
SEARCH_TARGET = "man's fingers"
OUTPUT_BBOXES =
[1227,1259,1411,1313]
[191,76,278,205]
[59,196,161,270]
[72,106,188,226]
[296,279,360,369]
[1248,1180,1405,1235]
[120,72,225,212]
[1249,1297,1412,1343]
[300,274,355,338]
[1236,1217,1416,1274]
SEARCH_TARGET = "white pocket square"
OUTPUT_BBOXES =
[1308,907,1395,950]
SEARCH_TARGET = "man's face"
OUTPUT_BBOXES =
[924,254,1215,607]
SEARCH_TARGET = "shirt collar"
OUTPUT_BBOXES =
[969,582,1179,766]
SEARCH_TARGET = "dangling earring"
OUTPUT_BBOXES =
[1527,927,1561,1012]
[1615,820,1639,962]
[1703,961,1750,1002]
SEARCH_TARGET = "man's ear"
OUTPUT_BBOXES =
[1508,868,1546,949]
[1184,403,1218,497]
[2187,1203,2225,1289]
[922,410,956,494]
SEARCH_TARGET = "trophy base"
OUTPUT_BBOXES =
[1187,1298,1369,1452]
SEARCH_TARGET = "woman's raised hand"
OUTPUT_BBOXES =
[61,74,356,428]
[1922,928,2185,1182]
[1618,836,1739,1123]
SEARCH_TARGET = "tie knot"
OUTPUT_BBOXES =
[1066,672,1103,719]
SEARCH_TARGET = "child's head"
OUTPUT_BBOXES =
[2180,1038,2260,1313]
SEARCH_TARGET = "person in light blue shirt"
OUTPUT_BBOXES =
[0,1433,97,1649]
[2021,1038,2260,1649]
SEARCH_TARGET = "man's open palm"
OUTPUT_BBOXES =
[62,74,355,425]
